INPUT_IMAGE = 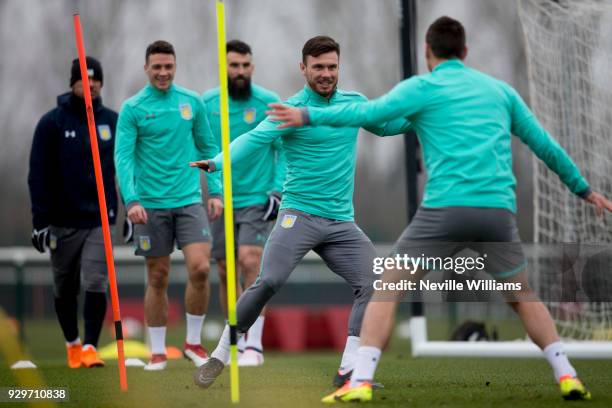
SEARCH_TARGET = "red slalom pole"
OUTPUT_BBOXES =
[72,13,128,391]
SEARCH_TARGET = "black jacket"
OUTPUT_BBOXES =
[28,92,118,229]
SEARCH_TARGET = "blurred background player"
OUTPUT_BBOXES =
[191,36,413,389]
[269,16,612,403]
[114,40,223,371]
[28,56,117,369]
[202,39,285,367]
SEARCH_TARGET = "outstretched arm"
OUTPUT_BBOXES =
[190,116,290,173]
[268,77,426,129]
[363,118,413,137]
[510,88,612,216]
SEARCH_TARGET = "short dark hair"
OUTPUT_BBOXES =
[301,36,340,63]
[227,40,251,55]
[425,16,466,59]
[145,40,175,63]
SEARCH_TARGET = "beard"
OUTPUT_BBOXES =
[307,77,337,98]
[228,75,252,100]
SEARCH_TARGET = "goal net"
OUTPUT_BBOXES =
[519,0,612,342]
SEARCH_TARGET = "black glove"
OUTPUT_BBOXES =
[31,227,50,253]
[123,218,134,244]
[262,193,282,221]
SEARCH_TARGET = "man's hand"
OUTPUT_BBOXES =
[123,218,134,244]
[127,204,148,224]
[190,160,215,172]
[267,103,305,129]
[263,192,282,221]
[31,227,50,253]
[207,197,223,221]
[585,191,612,217]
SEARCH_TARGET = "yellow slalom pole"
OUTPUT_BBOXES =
[215,0,239,403]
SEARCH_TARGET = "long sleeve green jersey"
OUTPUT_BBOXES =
[210,85,412,221]
[307,60,589,213]
[202,84,285,208]
[115,83,221,209]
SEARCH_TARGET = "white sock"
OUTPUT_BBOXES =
[245,316,265,352]
[238,335,247,353]
[82,344,96,351]
[338,336,360,375]
[349,346,381,388]
[186,313,206,345]
[148,326,167,355]
[211,324,245,364]
[543,341,577,382]
[211,324,232,364]
[66,337,81,347]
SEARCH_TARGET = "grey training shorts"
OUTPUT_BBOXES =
[211,205,271,259]
[134,203,211,257]
[392,206,527,278]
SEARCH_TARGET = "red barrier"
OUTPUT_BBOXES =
[263,306,351,351]
[262,307,309,351]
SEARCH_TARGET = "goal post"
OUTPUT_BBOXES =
[410,316,612,358]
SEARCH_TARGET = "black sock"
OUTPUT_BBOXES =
[83,291,107,348]
[54,296,79,343]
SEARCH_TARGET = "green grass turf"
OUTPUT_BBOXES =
[1,321,611,407]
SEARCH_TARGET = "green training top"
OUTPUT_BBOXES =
[210,85,413,221]
[307,60,589,213]
[202,84,285,208]
[115,83,221,209]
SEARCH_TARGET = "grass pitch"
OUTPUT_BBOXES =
[1,321,611,407]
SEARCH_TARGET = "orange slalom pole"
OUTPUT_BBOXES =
[72,13,127,391]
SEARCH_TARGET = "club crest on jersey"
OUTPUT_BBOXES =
[98,124,112,141]
[139,236,151,251]
[179,103,193,120]
[243,107,256,124]
[280,214,297,229]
